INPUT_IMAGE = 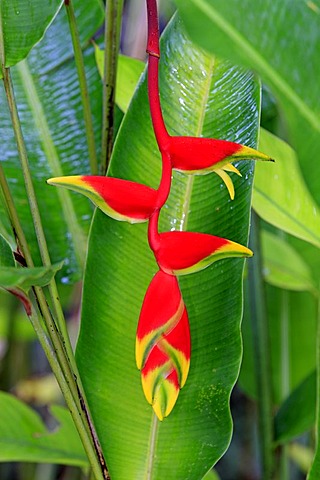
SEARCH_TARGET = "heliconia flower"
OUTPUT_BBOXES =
[153,231,253,275]
[168,136,273,174]
[47,176,158,223]
[136,270,190,420]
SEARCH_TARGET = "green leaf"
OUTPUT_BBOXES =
[274,371,316,445]
[0,261,63,292]
[202,470,221,480]
[174,0,320,204]
[0,391,87,467]
[253,129,320,248]
[0,0,104,283]
[261,230,317,293]
[77,16,261,479]
[0,234,14,267]
[0,0,62,75]
[241,284,317,404]
[94,44,145,112]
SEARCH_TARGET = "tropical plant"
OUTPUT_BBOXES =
[0,1,319,480]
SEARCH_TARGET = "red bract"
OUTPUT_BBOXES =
[168,136,272,174]
[47,176,158,223]
[136,271,190,420]
[151,230,253,276]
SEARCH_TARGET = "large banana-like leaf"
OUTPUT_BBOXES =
[0,0,103,283]
[77,17,261,479]
[174,0,320,205]
[0,0,62,75]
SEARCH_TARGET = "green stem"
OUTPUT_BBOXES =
[0,161,107,480]
[307,293,320,479]
[279,287,290,480]
[0,66,108,480]
[64,0,98,175]
[100,0,124,174]
[248,210,274,480]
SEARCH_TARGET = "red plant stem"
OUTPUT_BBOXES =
[156,152,172,207]
[146,0,160,57]
[146,0,170,151]
[146,0,173,257]
[148,209,161,252]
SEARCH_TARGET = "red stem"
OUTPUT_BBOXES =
[156,152,172,207]
[148,209,161,252]
[146,0,170,151]
[146,0,160,56]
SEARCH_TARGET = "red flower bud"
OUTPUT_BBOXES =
[136,271,190,420]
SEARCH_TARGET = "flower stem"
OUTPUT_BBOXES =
[64,0,98,175]
[146,0,170,151]
[101,0,124,175]
[248,210,274,480]
[0,65,108,479]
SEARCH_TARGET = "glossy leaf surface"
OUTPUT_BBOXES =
[0,391,87,467]
[0,0,62,75]
[77,17,260,479]
[175,0,320,204]
[0,0,104,283]
[253,129,320,248]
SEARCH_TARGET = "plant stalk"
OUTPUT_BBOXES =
[100,0,124,174]
[248,210,274,479]
[0,68,108,480]
[0,160,108,480]
[64,0,98,175]
[307,292,320,479]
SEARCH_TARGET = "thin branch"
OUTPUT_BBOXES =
[64,0,98,175]
[0,68,108,480]
[100,0,124,174]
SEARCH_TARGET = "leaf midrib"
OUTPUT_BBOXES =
[190,0,320,134]
[180,56,215,231]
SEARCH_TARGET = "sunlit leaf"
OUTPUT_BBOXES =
[261,230,317,293]
[94,44,145,112]
[253,129,320,248]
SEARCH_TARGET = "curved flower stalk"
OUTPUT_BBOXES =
[47,176,158,223]
[136,270,190,420]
